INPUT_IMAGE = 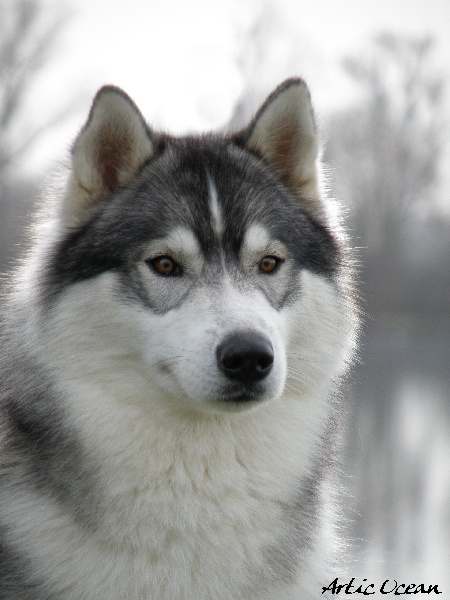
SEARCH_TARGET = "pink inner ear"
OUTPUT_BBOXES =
[272,126,299,177]
[100,163,119,193]
[97,140,129,193]
[269,123,301,181]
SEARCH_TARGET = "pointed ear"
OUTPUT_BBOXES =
[241,79,324,221]
[64,86,153,225]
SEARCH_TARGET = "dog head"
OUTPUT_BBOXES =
[41,80,353,415]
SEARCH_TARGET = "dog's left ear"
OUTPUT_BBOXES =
[240,79,324,220]
[63,86,153,226]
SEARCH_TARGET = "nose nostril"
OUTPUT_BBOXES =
[257,354,273,372]
[223,354,244,372]
[216,332,274,384]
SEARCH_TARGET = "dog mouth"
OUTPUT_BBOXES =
[220,395,259,406]
[214,381,271,407]
[221,391,261,403]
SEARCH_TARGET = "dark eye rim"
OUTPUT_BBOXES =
[258,255,285,274]
[145,255,182,277]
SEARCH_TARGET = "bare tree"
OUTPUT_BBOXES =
[0,0,75,269]
[227,3,316,130]
[325,35,449,582]
[0,0,73,186]
[326,34,445,258]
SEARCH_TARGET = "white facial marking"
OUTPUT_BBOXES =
[241,223,288,273]
[144,225,201,262]
[207,172,224,237]
[242,224,271,255]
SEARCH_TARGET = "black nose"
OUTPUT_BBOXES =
[216,332,274,384]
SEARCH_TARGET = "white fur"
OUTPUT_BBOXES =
[241,223,288,261]
[207,172,224,237]
[143,225,202,268]
[0,79,357,599]
[3,253,354,599]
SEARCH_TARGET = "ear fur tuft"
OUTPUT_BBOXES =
[64,86,153,226]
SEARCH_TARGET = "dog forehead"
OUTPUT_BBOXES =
[135,140,311,269]
[163,139,271,217]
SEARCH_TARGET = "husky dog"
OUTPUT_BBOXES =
[0,79,357,599]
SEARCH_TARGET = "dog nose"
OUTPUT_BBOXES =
[216,332,274,383]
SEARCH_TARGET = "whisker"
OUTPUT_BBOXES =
[146,355,183,369]
[284,382,300,394]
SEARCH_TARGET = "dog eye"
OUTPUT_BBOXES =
[258,256,284,274]
[146,256,181,276]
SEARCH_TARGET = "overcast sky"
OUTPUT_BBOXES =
[22,0,450,173]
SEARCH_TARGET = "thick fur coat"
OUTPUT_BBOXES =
[0,79,357,599]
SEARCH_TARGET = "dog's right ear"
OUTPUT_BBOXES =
[63,86,153,226]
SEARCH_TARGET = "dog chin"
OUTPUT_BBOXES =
[207,387,279,413]
[216,397,269,413]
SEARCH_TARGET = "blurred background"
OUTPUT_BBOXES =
[1,0,449,594]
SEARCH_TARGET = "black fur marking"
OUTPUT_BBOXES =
[0,359,102,533]
[0,523,50,600]
[257,467,325,592]
[239,466,324,597]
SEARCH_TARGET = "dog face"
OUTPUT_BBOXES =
[39,80,351,416]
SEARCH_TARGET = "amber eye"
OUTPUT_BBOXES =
[147,256,181,276]
[258,255,283,274]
